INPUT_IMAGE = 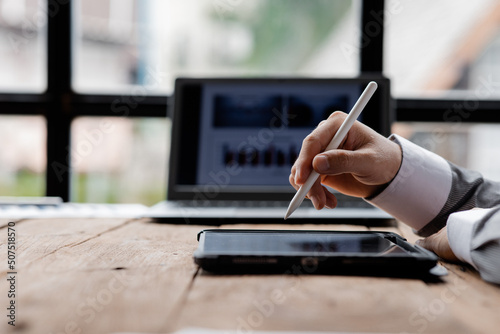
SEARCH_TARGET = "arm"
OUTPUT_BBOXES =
[290,112,500,283]
[367,135,500,284]
[290,112,456,235]
[367,135,500,235]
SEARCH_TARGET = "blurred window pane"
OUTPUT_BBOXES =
[0,116,46,196]
[392,122,500,182]
[0,0,46,92]
[386,0,500,99]
[70,117,169,205]
[73,0,359,94]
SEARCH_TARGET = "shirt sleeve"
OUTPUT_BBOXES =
[366,134,452,232]
[447,207,500,284]
[447,209,490,266]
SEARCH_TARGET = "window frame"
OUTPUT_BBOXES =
[0,0,497,201]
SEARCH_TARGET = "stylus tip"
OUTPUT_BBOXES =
[285,195,302,220]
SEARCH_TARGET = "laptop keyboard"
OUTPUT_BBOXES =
[175,199,373,209]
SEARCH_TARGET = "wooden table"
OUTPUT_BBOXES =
[1,218,499,334]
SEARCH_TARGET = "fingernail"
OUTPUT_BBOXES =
[325,198,336,209]
[295,167,301,185]
[315,155,329,173]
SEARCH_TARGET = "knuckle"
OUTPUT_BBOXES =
[292,157,304,170]
[303,134,320,146]
[335,151,351,167]
[325,112,348,132]
[328,110,346,120]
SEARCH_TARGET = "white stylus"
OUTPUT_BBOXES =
[284,81,378,219]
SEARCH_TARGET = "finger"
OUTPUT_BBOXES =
[318,120,327,127]
[310,184,338,209]
[324,188,337,209]
[416,229,458,261]
[416,238,434,252]
[291,172,337,209]
[307,177,327,210]
[289,173,299,190]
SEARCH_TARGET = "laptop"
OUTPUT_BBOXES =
[148,77,394,225]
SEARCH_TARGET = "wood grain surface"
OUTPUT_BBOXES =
[0,218,498,334]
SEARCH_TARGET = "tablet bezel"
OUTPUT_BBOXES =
[194,229,438,276]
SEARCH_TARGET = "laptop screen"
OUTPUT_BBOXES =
[169,78,391,201]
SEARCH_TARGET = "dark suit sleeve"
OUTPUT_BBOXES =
[418,162,500,237]
[422,163,500,284]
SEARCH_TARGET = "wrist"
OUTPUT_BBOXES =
[366,138,402,199]
[365,181,392,200]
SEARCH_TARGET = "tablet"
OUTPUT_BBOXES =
[194,229,438,276]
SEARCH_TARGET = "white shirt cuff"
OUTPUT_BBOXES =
[447,208,492,269]
[367,134,452,231]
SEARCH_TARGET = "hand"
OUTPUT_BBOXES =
[416,227,459,261]
[289,111,402,209]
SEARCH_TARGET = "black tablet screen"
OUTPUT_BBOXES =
[201,231,412,256]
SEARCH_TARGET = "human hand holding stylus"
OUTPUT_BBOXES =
[285,81,380,219]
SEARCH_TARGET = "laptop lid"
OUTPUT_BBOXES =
[168,77,392,202]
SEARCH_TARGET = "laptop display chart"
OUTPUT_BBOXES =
[197,82,360,187]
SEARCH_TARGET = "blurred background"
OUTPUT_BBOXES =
[1,0,500,204]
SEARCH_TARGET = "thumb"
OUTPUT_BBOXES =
[416,238,430,249]
[415,229,459,262]
[313,150,370,176]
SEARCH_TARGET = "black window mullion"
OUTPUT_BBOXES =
[46,0,73,201]
[396,99,500,123]
[0,94,48,115]
[71,95,169,118]
[360,0,384,73]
